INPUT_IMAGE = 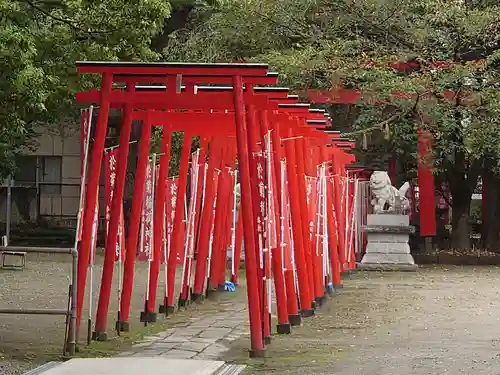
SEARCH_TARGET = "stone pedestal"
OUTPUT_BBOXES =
[358,214,417,271]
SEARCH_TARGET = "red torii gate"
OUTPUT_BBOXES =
[76,61,280,356]
[75,61,363,356]
[78,85,323,311]
[124,95,332,338]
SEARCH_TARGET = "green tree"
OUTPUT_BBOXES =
[1,0,171,178]
[166,0,500,249]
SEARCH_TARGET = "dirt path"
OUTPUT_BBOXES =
[223,266,500,375]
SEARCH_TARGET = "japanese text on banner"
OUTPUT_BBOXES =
[104,149,125,261]
[139,161,155,261]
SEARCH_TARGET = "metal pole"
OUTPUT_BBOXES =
[230,170,238,279]
[6,176,12,245]
[68,248,77,356]
[0,308,69,315]
[0,246,73,254]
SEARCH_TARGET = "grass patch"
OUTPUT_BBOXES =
[76,319,174,357]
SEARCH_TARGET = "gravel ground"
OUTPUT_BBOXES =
[223,266,500,375]
[5,258,500,375]
[0,252,185,375]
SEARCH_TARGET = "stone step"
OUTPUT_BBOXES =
[25,358,244,375]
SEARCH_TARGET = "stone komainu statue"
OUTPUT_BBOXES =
[369,171,411,214]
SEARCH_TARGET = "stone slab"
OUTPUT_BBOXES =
[173,328,203,336]
[161,349,198,359]
[367,214,409,226]
[357,263,418,272]
[196,353,219,360]
[191,337,219,344]
[161,336,191,343]
[38,358,225,375]
[148,342,181,350]
[199,327,232,339]
[364,242,411,255]
[211,320,242,329]
[363,225,414,234]
[133,342,153,348]
[133,349,167,357]
[177,341,211,353]
[154,331,175,339]
[200,343,229,356]
[367,232,410,243]
[361,252,415,264]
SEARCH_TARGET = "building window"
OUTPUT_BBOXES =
[14,156,37,184]
[13,155,62,194]
[40,156,62,195]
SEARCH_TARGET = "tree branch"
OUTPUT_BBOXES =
[24,0,80,31]
[334,0,417,51]
[344,111,403,137]
[240,6,310,40]
[23,0,118,38]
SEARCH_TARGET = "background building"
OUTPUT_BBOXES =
[0,125,106,245]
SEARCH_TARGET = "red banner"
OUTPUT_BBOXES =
[182,151,200,265]
[80,109,90,178]
[104,149,125,261]
[78,108,99,262]
[255,154,266,270]
[165,177,180,264]
[306,176,318,240]
[282,179,293,271]
[90,195,99,261]
[138,161,154,262]
[208,173,219,263]
[77,109,91,242]
[266,145,278,251]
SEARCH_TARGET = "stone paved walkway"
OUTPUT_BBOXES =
[119,305,249,360]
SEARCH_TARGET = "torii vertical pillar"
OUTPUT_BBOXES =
[417,128,436,251]
[232,76,265,357]
[76,73,112,337]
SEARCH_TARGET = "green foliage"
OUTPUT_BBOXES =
[164,0,500,245]
[166,0,500,182]
[0,0,172,178]
[4,0,500,245]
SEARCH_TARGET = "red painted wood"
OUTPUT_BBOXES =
[232,75,265,354]
[95,83,134,333]
[76,61,270,77]
[120,112,154,322]
[76,73,112,331]
[418,128,437,237]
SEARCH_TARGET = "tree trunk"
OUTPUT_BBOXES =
[451,196,471,249]
[446,153,481,250]
[482,161,500,250]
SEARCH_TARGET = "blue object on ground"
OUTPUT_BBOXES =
[224,281,236,292]
[327,282,334,292]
